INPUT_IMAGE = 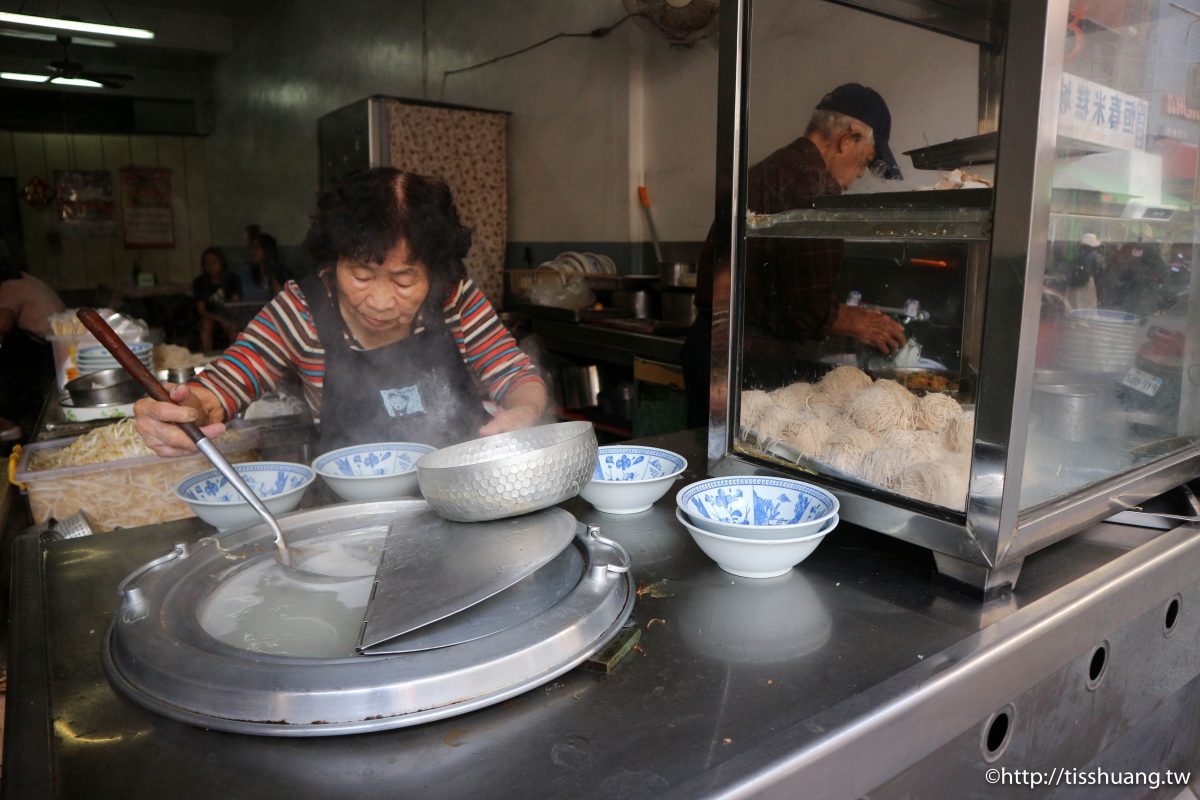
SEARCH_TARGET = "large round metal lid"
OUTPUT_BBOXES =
[104,500,634,736]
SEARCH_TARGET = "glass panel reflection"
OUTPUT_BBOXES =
[1021,3,1200,509]
[729,0,985,512]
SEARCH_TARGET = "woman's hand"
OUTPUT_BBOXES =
[478,403,541,436]
[829,304,906,354]
[478,381,547,437]
[133,383,227,457]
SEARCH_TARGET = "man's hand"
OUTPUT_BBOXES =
[133,383,227,457]
[829,304,906,354]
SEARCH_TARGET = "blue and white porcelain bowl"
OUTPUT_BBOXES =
[312,442,436,502]
[675,476,839,540]
[579,445,688,514]
[676,508,839,578]
[175,461,315,531]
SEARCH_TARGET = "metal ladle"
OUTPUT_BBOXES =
[75,308,296,567]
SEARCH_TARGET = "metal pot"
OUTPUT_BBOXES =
[612,289,657,320]
[660,290,697,325]
[560,364,601,409]
[1033,384,1101,442]
[64,368,145,406]
[599,381,635,421]
[660,262,696,287]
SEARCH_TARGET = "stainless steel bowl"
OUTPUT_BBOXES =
[416,421,598,522]
[64,368,145,406]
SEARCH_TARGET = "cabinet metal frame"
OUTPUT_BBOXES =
[706,0,1200,589]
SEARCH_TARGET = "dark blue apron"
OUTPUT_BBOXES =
[300,274,491,452]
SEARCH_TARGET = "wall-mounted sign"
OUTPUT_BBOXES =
[1060,73,1148,151]
[120,166,175,248]
[55,169,115,238]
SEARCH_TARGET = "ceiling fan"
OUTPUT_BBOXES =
[47,34,132,88]
[622,0,720,47]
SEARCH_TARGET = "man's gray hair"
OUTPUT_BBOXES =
[805,108,875,144]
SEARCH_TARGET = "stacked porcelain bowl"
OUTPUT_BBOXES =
[538,251,617,276]
[76,342,154,375]
[675,476,840,578]
[1058,309,1141,374]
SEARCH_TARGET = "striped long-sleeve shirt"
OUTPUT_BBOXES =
[194,272,544,421]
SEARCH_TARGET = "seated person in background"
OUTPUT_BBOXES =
[135,168,547,457]
[193,246,242,352]
[0,256,65,440]
[239,232,290,304]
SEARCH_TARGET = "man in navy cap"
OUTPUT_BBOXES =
[685,83,906,425]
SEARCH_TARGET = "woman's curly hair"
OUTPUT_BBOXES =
[303,168,472,312]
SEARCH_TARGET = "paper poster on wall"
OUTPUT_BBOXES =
[120,166,175,248]
[55,169,115,238]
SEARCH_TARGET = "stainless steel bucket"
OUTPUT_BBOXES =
[1033,384,1101,442]
[561,364,601,409]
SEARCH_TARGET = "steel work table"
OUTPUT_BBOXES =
[6,429,1200,799]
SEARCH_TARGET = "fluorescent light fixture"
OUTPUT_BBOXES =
[50,76,104,87]
[0,71,50,82]
[0,11,154,40]
[0,28,117,47]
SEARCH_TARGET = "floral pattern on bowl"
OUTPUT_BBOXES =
[177,462,315,504]
[677,477,838,531]
[314,443,436,479]
[592,446,687,482]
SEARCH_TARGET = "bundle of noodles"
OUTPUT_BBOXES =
[767,383,813,416]
[814,365,873,408]
[859,444,913,490]
[944,411,975,453]
[739,389,773,436]
[805,396,843,425]
[752,404,790,443]
[915,393,962,433]
[879,429,943,463]
[819,427,876,474]
[942,453,971,509]
[848,382,916,434]
[30,419,153,470]
[778,381,815,405]
[897,461,954,504]
[776,411,832,458]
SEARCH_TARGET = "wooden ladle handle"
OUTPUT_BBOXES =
[75,307,206,445]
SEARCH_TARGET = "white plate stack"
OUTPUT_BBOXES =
[76,342,154,376]
[1058,309,1141,374]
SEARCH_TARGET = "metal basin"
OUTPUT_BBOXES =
[64,368,145,406]
[103,500,634,737]
[416,422,597,522]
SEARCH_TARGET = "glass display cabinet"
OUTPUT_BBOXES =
[707,0,1200,594]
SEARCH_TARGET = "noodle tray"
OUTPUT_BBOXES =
[11,426,261,532]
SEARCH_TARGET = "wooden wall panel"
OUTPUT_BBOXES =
[156,137,191,285]
[11,132,56,287]
[184,137,211,278]
[1,131,211,292]
[0,131,15,176]
[102,135,134,283]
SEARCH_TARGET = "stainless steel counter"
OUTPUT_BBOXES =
[6,428,1200,799]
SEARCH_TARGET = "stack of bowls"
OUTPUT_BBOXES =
[76,342,153,376]
[675,476,840,578]
[1058,309,1141,374]
[579,445,687,514]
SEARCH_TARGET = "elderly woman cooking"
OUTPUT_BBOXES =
[136,168,547,457]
